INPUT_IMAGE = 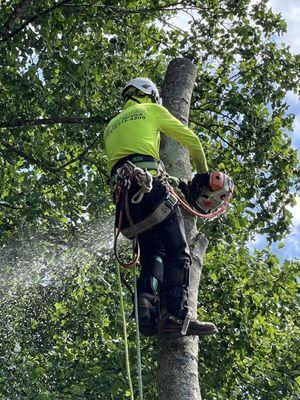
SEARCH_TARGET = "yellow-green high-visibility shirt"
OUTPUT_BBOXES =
[104,100,208,174]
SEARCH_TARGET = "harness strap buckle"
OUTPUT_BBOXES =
[165,192,178,209]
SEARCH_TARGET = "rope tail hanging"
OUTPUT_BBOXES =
[114,254,144,400]
[115,258,134,400]
[115,259,144,400]
[113,180,144,399]
[133,264,144,400]
[114,190,140,269]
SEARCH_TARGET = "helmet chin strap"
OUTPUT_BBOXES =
[125,95,141,103]
[124,93,155,104]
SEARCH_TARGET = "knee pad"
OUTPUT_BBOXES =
[162,258,190,290]
[161,258,190,320]
[137,293,160,336]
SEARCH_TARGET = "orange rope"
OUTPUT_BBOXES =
[114,189,140,269]
[168,185,232,220]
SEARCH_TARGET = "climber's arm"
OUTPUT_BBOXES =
[155,105,208,174]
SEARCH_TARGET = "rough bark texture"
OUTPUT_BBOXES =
[157,58,208,400]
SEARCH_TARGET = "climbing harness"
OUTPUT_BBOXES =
[113,163,234,267]
[113,161,153,269]
[113,160,177,267]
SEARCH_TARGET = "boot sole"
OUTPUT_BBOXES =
[162,327,218,336]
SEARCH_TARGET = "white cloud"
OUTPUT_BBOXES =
[275,229,300,260]
[293,115,300,136]
[284,92,300,154]
[286,91,299,107]
[170,11,193,31]
[249,234,265,248]
[269,0,300,53]
[291,114,300,151]
[287,196,300,229]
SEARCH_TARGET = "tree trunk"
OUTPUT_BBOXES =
[157,58,208,400]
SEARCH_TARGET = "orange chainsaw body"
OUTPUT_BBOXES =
[194,171,234,211]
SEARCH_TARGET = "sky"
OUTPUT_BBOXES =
[173,1,300,261]
[249,0,300,261]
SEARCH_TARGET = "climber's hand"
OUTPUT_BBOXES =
[191,172,210,196]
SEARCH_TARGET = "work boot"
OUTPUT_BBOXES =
[136,292,160,337]
[159,313,218,337]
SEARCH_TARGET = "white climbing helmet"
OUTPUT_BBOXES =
[122,77,161,104]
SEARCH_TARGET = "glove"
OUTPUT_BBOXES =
[178,173,209,206]
[191,173,210,208]
[191,172,210,195]
[178,179,192,204]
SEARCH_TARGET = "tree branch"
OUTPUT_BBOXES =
[63,2,188,14]
[0,130,102,174]
[55,134,102,171]
[108,8,182,56]
[1,0,34,36]
[0,115,109,129]
[0,140,57,173]
[189,118,243,154]
[0,201,22,210]
[0,0,72,42]
[0,0,189,42]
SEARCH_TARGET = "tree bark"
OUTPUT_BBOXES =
[157,58,208,400]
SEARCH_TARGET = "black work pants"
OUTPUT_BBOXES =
[116,178,191,320]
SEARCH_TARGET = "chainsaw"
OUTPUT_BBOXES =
[179,171,234,213]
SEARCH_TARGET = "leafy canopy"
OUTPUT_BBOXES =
[0,0,299,243]
[0,1,299,399]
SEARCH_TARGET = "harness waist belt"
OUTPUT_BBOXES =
[111,154,159,175]
[121,192,178,239]
[110,160,165,186]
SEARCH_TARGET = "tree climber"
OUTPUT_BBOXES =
[104,77,218,337]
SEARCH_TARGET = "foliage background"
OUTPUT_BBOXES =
[0,0,299,399]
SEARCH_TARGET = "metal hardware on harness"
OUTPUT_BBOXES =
[113,161,159,269]
[115,161,153,204]
[110,159,165,188]
[115,162,134,189]
[165,192,178,209]
[168,315,184,325]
